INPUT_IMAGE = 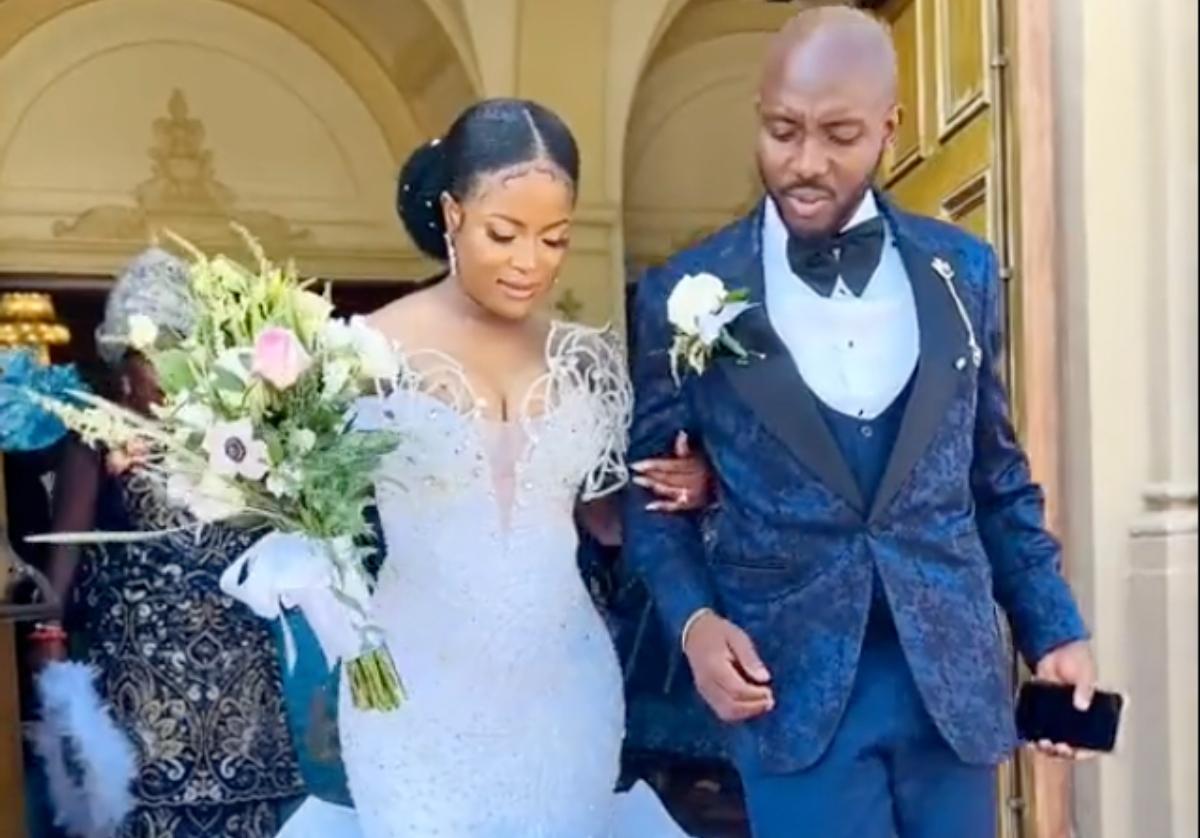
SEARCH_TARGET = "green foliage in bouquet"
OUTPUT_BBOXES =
[35,225,406,710]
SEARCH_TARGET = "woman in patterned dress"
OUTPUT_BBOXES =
[38,249,305,837]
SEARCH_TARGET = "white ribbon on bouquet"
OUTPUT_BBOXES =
[219,531,379,670]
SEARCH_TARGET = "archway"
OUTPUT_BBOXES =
[0,0,479,279]
[620,0,795,270]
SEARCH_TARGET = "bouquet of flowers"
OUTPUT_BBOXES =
[32,226,406,711]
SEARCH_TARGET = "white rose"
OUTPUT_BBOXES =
[667,273,728,337]
[127,315,159,351]
[347,316,399,380]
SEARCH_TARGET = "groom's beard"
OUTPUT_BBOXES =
[764,148,886,243]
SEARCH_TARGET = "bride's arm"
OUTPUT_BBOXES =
[571,322,713,548]
[577,440,712,547]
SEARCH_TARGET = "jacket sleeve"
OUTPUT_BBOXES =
[622,266,716,641]
[971,247,1089,665]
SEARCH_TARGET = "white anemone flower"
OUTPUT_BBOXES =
[203,418,270,481]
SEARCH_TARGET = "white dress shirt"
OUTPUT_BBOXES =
[761,192,919,420]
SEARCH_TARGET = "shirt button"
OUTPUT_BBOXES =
[860,425,874,438]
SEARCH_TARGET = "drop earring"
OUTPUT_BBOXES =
[444,233,459,277]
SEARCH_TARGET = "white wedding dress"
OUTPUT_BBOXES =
[281,323,690,838]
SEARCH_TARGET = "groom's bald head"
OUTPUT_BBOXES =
[756,6,900,237]
[762,7,898,108]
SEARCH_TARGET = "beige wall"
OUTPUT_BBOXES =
[1052,0,1198,835]
[0,0,476,279]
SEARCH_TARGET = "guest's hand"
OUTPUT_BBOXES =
[1033,639,1098,760]
[106,439,150,475]
[683,611,774,723]
[26,622,69,672]
[632,432,712,513]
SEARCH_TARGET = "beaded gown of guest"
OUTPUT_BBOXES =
[73,467,304,837]
[338,322,690,838]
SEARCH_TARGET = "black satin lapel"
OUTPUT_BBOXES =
[715,219,865,514]
[869,237,964,521]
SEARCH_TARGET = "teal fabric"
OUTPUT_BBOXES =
[272,610,353,807]
[0,350,86,453]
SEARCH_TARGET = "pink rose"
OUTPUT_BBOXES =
[252,327,311,390]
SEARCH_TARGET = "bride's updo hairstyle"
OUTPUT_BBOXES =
[396,98,581,262]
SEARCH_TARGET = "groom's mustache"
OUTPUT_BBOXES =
[780,180,835,200]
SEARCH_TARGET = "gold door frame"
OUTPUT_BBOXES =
[990,6,1026,834]
[1005,0,1076,835]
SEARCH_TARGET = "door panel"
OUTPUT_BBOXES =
[877,2,1023,837]
[881,0,996,239]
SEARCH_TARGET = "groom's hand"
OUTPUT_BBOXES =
[1033,639,1099,760]
[683,612,775,723]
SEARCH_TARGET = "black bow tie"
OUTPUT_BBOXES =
[786,216,886,298]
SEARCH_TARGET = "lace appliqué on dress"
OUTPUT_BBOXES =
[539,323,632,502]
[354,321,632,507]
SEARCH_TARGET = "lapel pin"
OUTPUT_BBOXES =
[932,255,985,370]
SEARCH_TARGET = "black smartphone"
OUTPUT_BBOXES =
[1015,682,1124,753]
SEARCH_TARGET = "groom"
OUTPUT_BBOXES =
[625,7,1096,837]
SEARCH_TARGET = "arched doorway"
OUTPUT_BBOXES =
[0,0,478,280]
[621,0,794,272]
[0,0,479,367]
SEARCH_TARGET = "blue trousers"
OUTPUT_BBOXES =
[738,612,996,838]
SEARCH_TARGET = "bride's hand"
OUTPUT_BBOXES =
[632,432,712,513]
[106,439,150,475]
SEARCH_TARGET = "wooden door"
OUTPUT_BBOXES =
[1,460,29,838]
[877,1,1025,836]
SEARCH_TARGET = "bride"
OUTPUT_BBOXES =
[282,99,705,837]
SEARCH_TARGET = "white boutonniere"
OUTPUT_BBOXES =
[666,272,759,384]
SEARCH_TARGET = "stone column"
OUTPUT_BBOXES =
[1054,0,1198,835]
[1123,1,1198,835]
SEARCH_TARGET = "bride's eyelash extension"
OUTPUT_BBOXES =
[486,229,570,249]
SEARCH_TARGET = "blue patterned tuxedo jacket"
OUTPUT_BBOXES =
[623,195,1089,775]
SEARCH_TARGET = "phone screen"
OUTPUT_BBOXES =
[1015,682,1123,752]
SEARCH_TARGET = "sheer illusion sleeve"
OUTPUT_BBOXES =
[552,324,633,502]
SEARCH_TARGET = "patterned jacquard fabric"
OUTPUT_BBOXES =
[74,472,304,836]
[624,196,1088,776]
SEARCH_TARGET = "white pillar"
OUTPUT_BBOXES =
[1055,0,1198,835]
